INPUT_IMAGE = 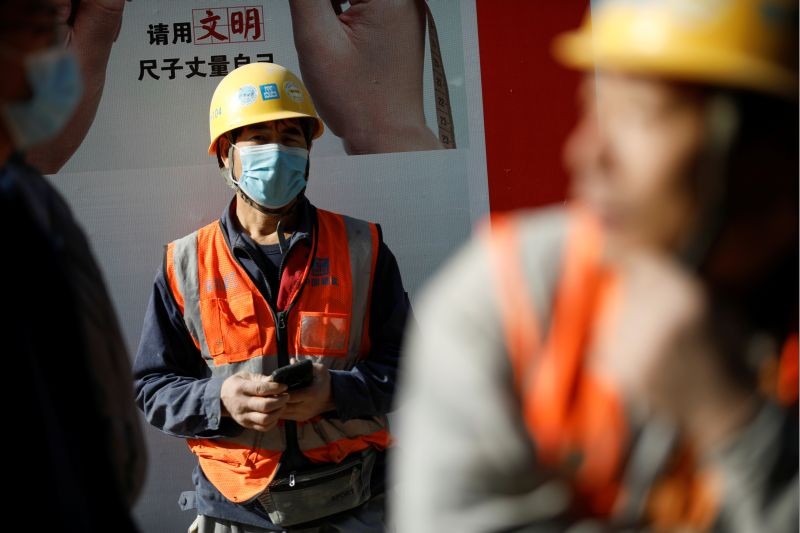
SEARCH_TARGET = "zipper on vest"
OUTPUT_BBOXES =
[232,211,318,472]
[274,309,303,468]
[274,310,288,365]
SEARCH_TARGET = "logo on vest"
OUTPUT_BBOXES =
[310,258,338,287]
[205,272,239,292]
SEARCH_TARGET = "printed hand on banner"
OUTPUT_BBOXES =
[26,0,126,174]
[289,0,443,154]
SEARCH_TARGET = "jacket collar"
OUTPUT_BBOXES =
[220,195,315,254]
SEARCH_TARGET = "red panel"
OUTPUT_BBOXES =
[476,1,585,212]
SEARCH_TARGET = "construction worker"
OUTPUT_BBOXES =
[133,62,411,532]
[392,0,798,531]
[1,0,145,530]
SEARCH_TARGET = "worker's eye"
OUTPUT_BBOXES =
[283,138,304,147]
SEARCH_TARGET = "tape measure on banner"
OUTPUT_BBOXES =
[425,2,457,149]
[330,0,456,149]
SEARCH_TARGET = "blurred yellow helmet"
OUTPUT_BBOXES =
[207,62,324,155]
[554,0,798,97]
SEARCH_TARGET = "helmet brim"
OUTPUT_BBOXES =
[208,110,325,155]
[553,29,798,99]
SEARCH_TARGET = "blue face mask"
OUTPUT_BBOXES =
[1,47,83,150]
[231,143,309,209]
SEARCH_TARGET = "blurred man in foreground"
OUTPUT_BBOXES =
[393,0,798,530]
[0,0,145,530]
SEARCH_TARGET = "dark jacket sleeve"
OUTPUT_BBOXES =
[133,264,242,439]
[328,239,412,420]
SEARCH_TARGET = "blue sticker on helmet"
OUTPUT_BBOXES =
[260,83,280,100]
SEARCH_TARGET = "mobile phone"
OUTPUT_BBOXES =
[270,360,313,391]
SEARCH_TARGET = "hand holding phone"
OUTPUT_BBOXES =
[270,359,313,391]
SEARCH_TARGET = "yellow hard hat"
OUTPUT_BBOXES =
[207,62,324,155]
[554,0,798,97]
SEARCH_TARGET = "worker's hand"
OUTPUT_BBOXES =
[26,0,126,173]
[281,362,336,421]
[52,0,125,43]
[594,251,702,405]
[220,372,289,432]
[288,0,442,154]
[595,251,757,452]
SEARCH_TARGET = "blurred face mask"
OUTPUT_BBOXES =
[230,143,309,209]
[1,46,82,150]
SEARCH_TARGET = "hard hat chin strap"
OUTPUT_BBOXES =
[677,93,740,271]
[235,186,306,255]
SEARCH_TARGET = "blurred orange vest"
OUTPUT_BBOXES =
[490,208,718,528]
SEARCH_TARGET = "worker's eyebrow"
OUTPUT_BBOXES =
[277,123,304,136]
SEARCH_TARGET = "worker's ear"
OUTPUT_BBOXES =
[301,117,316,150]
[218,135,232,169]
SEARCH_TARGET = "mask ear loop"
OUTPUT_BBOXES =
[228,143,238,181]
[219,141,240,190]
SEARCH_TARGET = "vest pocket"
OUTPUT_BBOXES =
[200,293,262,363]
[299,312,349,355]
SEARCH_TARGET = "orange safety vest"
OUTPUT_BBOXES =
[165,209,391,503]
[776,335,798,406]
[760,333,799,407]
[489,207,718,528]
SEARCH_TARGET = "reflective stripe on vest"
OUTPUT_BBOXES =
[165,209,390,502]
[491,207,718,527]
[490,208,626,515]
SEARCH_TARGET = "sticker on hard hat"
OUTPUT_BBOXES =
[237,85,258,107]
[283,81,304,103]
[260,83,280,101]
